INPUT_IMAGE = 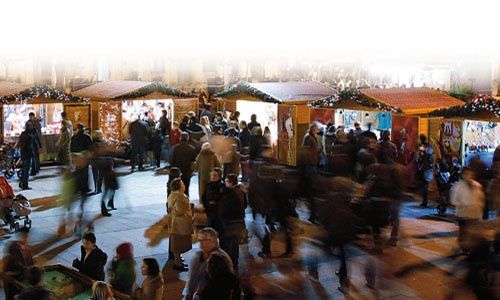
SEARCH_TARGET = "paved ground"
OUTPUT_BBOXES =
[0,165,484,299]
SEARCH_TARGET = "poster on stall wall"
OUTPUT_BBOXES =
[278,105,297,166]
[173,98,197,122]
[440,119,462,163]
[98,101,121,142]
[391,115,419,186]
[64,105,90,132]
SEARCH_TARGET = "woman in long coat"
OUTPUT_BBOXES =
[167,178,193,272]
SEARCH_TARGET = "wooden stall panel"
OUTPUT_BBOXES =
[174,98,198,122]
[278,104,297,166]
[310,108,335,125]
[98,101,122,142]
[64,104,91,131]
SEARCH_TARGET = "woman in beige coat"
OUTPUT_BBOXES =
[132,258,164,300]
[167,178,193,272]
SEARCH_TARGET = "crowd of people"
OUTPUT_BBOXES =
[3,101,500,299]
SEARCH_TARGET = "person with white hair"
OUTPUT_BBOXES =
[195,142,220,201]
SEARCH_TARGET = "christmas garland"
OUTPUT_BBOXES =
[429,94,500,118]
[309,88,402,112]
[115,81,196,99]
[0,85,89,103]
[213,81,281,103]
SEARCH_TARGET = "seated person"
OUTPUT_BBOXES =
[72,232,108,281]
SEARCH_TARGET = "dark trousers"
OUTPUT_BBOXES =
[154,150,161,167]
[181,173,191,196]
[390,200,401,240]
[421,181,430,205]
[130,144,145,170]
[91,162,104,193]
[337,245,348,287]
[300,164,318,221]
[31,148,40,174]
[101,188,115,213]
[20,157,32,187]
[221,235,240,270]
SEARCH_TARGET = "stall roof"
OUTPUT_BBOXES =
[214,81,336,103]
[0,82,31,98]
[73,80,152,99]
[360,88,464,114]
[429,94,500,119]
[73,80,195,100]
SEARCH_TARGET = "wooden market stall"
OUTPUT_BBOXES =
[359,87,464,185]
[0,82,90,161]
[214,81,337,166]
[73,80,197,141]
[428,94,500,167]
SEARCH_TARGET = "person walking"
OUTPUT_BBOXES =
[170,132,196,196]
[300,123,321,224]
[450,167,485,254]
[57,117,73,168]
[167,178,193,272]
[218,174,246,270]
[101,160,118,216]
[129,115,149,172]
[70,124,93,194]
[194,252,240,300]
[196,142,220,202]
[17,124,35,190]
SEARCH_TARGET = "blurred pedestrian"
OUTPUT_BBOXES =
[450,167,485,254]
[70,124,93,192]
[56,118,72,168]
[3,243,29,300]
[299,123,321,224]
[194,252,240,300]
[16,266,56,300]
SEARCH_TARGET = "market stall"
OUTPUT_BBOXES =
[8,264,131,300]
[429,94,500,167]
[73,80,197,141]
[0,83,90,161]
[215,81,336,166]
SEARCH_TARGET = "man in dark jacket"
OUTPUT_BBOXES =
[72,232,107,281]
[17,124,35,190]
[129,115,149,172]
[71,124,93,193]
[218,174,246,270]
[202,168,224,233]
[158,109,171,137]
[247,114,261,132]
[238,121,251,148]
[170,132,196,196]
[26,112,42,175]
[299,123,320,223]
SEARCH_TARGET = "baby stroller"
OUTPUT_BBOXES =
[435,159,461,216]
[0,147,22,179]
[0,176,32,232]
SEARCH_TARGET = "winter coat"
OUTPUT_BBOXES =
[129,119,149,146]
[450,179,485,220]
[18,131,35,160]
[167,191,193,235]
[171,142,197,176]
[238,128,251,148]
[198,272,240,300]
[133,274,164,300]
[196,149,220,184]
[110,258,136,295]
[202,181,224,213]
[70,131,92,153]
[73,246,108,281]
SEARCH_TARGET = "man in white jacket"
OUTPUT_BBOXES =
[450,167,485,254]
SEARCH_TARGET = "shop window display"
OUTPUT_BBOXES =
[3,103,63,137]
[121,99,173,136]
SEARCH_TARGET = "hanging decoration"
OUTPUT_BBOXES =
[0,85,89,103]
[429,94,500,118]
[309,87,401,112]
[115,81,196,99]
[213,81,281,103]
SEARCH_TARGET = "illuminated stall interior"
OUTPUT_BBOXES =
[215,81,336,166]
[73,80,197,141]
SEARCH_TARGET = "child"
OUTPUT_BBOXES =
[167,167,182,197]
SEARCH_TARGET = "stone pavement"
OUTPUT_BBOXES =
[0,165,480,299]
